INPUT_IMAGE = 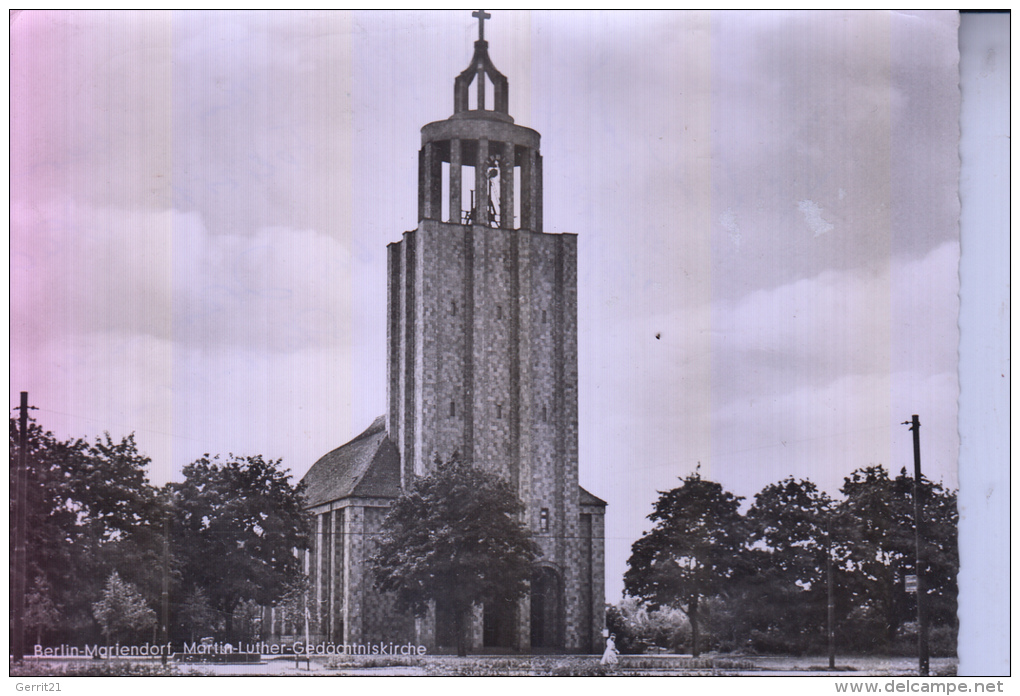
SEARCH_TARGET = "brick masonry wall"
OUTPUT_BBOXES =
[588,505,607,652]
[383,216,600,652]
[360,506,417,644]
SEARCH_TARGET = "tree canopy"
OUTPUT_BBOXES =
[623,466,959,657]
[741,477,837,653]
[9,417,164,643]
[171,454,310,641]
[837,465,958,651]
[624,469,747,657]
[372,455,539,655]
[92,571,157,643]
[11,413,312,647]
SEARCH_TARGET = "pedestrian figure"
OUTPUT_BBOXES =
[600,633,619,669]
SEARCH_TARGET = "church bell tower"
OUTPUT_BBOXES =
[385,11,605,652]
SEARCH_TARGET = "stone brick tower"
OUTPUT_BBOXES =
[293,12,605,654]
[386,11,605,653]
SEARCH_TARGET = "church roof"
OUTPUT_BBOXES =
[301,415,401,508]
[579,486,607,507]
[302,416,606,511]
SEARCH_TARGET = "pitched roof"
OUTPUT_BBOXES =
[301,416,401,508]
[302,416,605,511]
[579,485,607,507]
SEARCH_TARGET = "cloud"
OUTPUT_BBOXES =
[11,330,361,485]
[720,208,742,248]
[10,199,367,481]
[707,12,959,301]
[797,199,835,237]
[10,204,354,355]
[703,239,959,496]
[581,239,959,517]
[171,213,354,353]
[170,12,355,239]
[586,241,959,600]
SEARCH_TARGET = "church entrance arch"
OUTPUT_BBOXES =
[529,565,564,650]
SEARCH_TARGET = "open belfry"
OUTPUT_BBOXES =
[281,12,606,653]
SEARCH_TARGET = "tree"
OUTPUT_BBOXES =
[837,465,958,653]
[172,454,310,641]
[906,472,958,637]
[624,470,747,657]
[837,465,916,649]
[606,597,690,654]
[24,576,61,647]
[66,432,162,541]
[742,477,836,653]
[371,456,539,656]
[10,418,87,636]
[92,571,157,644]
[9,416,165,643]
[177,586,217,644]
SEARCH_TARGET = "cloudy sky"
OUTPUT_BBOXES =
[10,11,961,601]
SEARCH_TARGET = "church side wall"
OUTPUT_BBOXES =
[578,513,593,652]
[574,507,606,653]
[587,506,607,653]
[303,500,422,650]
[360,506,417,644]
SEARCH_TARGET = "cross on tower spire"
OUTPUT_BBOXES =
[472,10,491,41]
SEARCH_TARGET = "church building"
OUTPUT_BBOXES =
[283,13,605,653]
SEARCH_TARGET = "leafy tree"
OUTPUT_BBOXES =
[172,454,310,641]
[25,576,61,647]
[837,465,916,649]
[624,470,747,657]
[176,586,217,644]
[837,465,958,653]
[742,477,837,653]
[10,416,165,643]
[606,597,690,654]
[66,432,162,541]
[371,455,540,656]
[10,417,87,637]
[92,571,157,644]
[906,472,958,636]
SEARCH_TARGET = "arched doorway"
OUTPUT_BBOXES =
[530,566,564,650]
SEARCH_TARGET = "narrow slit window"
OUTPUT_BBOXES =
[441,161,450,222]
[451,300,457,316]
[542,309,547,324]
[449,401,456,418]
[541,405,547,422]
[496,304,503,320]
[540,508,549,533]
[513,164,522,229]
[496,404,503,419]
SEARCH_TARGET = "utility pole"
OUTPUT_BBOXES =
[13,392,29,663]
[827,515,835,670]
[905,414,929,676]
[161,491,171,665]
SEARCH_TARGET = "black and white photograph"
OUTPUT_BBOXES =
[8,10,1008,683]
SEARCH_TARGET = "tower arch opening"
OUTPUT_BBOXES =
[529,565,564,650]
